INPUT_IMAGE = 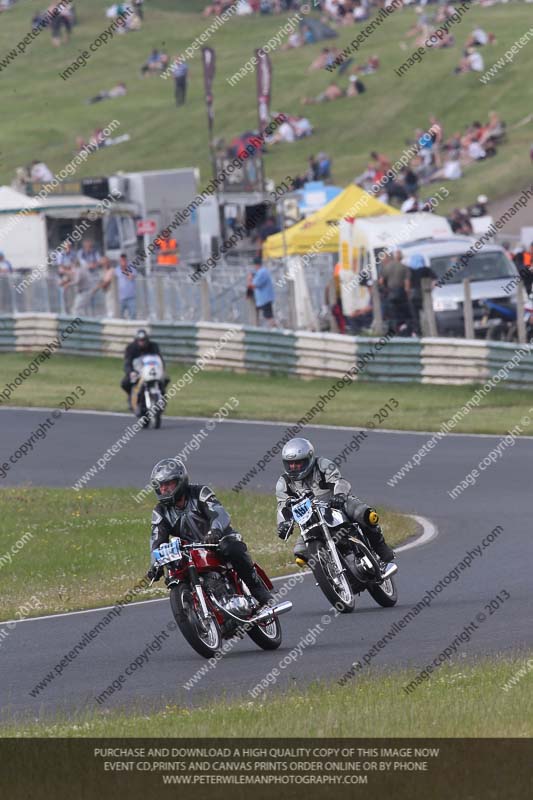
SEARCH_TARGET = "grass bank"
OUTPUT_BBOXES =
[0,487,414,619]
[1,655,530,737]
[2,352,533,434]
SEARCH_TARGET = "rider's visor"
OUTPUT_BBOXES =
[288,460,306,472]
[159,479,177,496]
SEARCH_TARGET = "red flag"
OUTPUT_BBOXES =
[255,49,272,136]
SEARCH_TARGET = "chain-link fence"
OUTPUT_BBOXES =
[0,253,335,330]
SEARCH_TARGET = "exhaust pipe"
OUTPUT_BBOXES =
[380,563,398,581]
[252,600,293,625]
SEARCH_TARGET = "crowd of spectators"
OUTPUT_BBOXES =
[53,239,137,318]
[353,111,506,211]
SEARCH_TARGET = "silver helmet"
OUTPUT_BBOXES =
[282,437,315,481]
[150,458,189,505]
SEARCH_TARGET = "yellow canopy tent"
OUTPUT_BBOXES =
[262,184,399,259]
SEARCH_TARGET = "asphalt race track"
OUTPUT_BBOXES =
[1,408,532,721]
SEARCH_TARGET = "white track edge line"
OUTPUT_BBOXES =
[1,406,532,440]
[2,514,436,626]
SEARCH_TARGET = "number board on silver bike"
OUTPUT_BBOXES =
[292,498,313,525]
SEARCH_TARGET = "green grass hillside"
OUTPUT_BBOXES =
[1,1,533,210]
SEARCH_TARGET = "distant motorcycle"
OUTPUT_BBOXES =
[151,538,292,659]
[130,354,165,428]
[477,299,517,341]
[290,494,398,613]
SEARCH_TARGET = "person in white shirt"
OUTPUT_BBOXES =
[30,160,54,183]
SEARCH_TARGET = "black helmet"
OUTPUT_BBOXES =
[282,437,315,481]
[150,458,189,505]
[135,328,149,345]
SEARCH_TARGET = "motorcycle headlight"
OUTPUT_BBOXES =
[433,298,459,312]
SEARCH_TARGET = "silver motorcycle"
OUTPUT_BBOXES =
[290,494,398,613]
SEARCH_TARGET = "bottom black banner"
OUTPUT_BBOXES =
[0,738,530,798]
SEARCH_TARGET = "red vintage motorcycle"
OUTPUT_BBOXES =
[151,539,292,659]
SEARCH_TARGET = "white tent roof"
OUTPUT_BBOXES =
[0,185,102,214]
[0,186,38,212]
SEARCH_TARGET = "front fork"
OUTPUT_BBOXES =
[318,520,348,580]
[188,564,211,621]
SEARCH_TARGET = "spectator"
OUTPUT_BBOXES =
[67,263,93,316]
[140,49,169,76]
[379,250,410,333]
[78,238,102,270]
[429,114,443,167]
[30,160,54,183]
[257,215,280,243]
[247,256,276,327]
[466,27,491,47]
[48,2,72,46]
[172,60,189,106]
[468,194,489,218]
[370,150,391,173]
[316,152,331,179]
[96,256,116,317]
[455,47,484,74]
[0,251,13,273]
[52,240,77,272]
[307,47,340,71]
[347,75,366,96]
[87,82,127,103]
[78,239,103,312]
[406,253,436,336]
[301,82,344,104]
[449,208,473,235]
[116,253,137,318]
[306,155,319,181]
[401,194,419,213]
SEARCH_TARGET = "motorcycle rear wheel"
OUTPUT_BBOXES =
[307,539,355,613]
[170,584,222,658]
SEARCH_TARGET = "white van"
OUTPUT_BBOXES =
[400,236,517,336]
[337,212,452,316]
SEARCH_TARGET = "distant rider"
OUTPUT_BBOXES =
[275,437,395,569]
[146,459,273,606]
[120,328,168,410]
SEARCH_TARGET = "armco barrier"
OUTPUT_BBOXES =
[2,315,533,389]
[0,316,16,351]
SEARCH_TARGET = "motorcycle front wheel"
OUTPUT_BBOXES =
[307,539,355,613]
[367,576,398,607]
[170,584,222,658]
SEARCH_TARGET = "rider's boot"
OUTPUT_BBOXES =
[365,524,395,564]
[247,571,273,606]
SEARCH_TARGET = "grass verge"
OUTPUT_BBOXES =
[1,656,530,737]
[0,2,532,209]
[0,487,414,619]
[2,352,533,434]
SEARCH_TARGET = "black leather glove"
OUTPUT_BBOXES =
[330,493,347,510]
[277,521,294,541]
[147,564,163,582]
[205,530,221,545]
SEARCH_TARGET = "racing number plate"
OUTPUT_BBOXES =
[292,498,313,525]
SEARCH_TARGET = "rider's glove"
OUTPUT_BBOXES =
[146,564,163,582]
[277,521,294,541]
[330,493,347,510]
[129,370,138,382]
[204,530,221,545]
